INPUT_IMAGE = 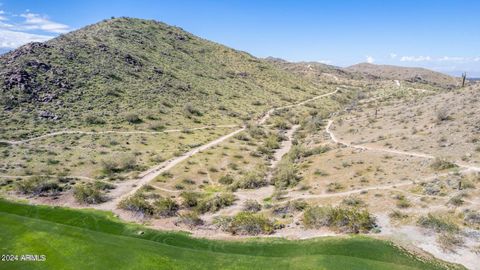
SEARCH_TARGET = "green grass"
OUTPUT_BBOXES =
[0,199,463,270]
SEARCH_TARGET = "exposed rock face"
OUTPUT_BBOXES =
[38,110,61,120]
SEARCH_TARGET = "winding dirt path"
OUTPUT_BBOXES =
[0,125,240,145]
[325,120,480,172]
[94,89,339,211]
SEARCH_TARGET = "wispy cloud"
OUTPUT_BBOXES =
[0,29,53,48]
[18,12,70,33]
[400,56,431,62]
[399,55,479,63]
[389,53,397,59]
[318,59,332,64]
[366,55,375,63]
[0,8,70,49]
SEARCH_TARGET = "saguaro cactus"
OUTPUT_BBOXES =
[461,72,466,87]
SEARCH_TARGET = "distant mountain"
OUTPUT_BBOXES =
[265,58,362,82]
[0,17,322,138]
[345,63,458,88]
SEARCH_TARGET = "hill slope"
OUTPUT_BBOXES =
[0,17,321,139]
[346,63,458,88]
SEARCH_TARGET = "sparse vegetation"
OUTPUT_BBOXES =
[227,212,275,235]
[303,206,376,233]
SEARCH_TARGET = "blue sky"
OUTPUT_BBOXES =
[1,0,479,76]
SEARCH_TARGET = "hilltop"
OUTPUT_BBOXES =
[0,17,321,139]
[346,62,458,88]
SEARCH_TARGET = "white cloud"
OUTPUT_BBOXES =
[400,56,431,62]
[19,13,70,33]
[366,55,375,63]
[438,56,465,62]
[473,57,480,62]
[318,60,332,64]
[389,53,397,59]
[0,29,53,48]
[0,10,7,21]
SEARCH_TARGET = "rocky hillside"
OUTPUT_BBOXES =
[346,63,459,88]
[0,17,321,139]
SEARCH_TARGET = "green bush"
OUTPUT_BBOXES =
[303,206,376,233]
[73,184,106,204]
[196,192,235,213]
[180,191,203,207]
[184,103,203,116]
[118,193,154,216]
[236,170,268,189]
[243,200,262,212]
[101,154,137,174]
[430,158,457,171]
[417,213,459,233]
[85,114,106,125]
[124,113,142,123]
[16,176,61,196]
[272,160,298,188]
[227,212,274,235]
[179,211,204,227]
[218,174,235,185]
[153,198,179,217]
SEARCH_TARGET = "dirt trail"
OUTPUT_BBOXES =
[326,120,480,172]
[0,125,239,145]
[203,125,301,221]
[282,169,472,202]
[95,127,246,210]
[93,89,339,211]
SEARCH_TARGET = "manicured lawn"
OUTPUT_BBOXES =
[0,199,462,270]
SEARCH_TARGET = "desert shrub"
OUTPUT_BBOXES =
[180,191,203,207]
[149,121,165,131]
[196,192,236,213]
[218,174,234,185]
[85,114,105,125]
[273,200,307,216]
[326,182,344,192]
[179,212,204,227]
[437,233,464,252]
[305,145,331,157]
[73,183,106,204]
[417,213,459,233]
[448,194,465,206]
[93,180,116,190]
[184,103,203,116]
[423,182,441,195]
[303,206,376,233]
[247,125,266,139]
[273,118,290,130]
[264,135,280,150]
[234,133,250,141]
[342,196,365,207]
[243,200,262,212]
[272,160,299,188]
[101,154,136,174]
[212,216,233,231]
[118,192,154,216]
[16,176,61,195]
[236,170,268,189]
[125,113,142,123]
[464,210,480,225]
[395,195,411,208]
[227,212,274,235]
[389,210,408,219]
[431,158,457,171]
[153,198,179,217]
[436,107,451,121]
